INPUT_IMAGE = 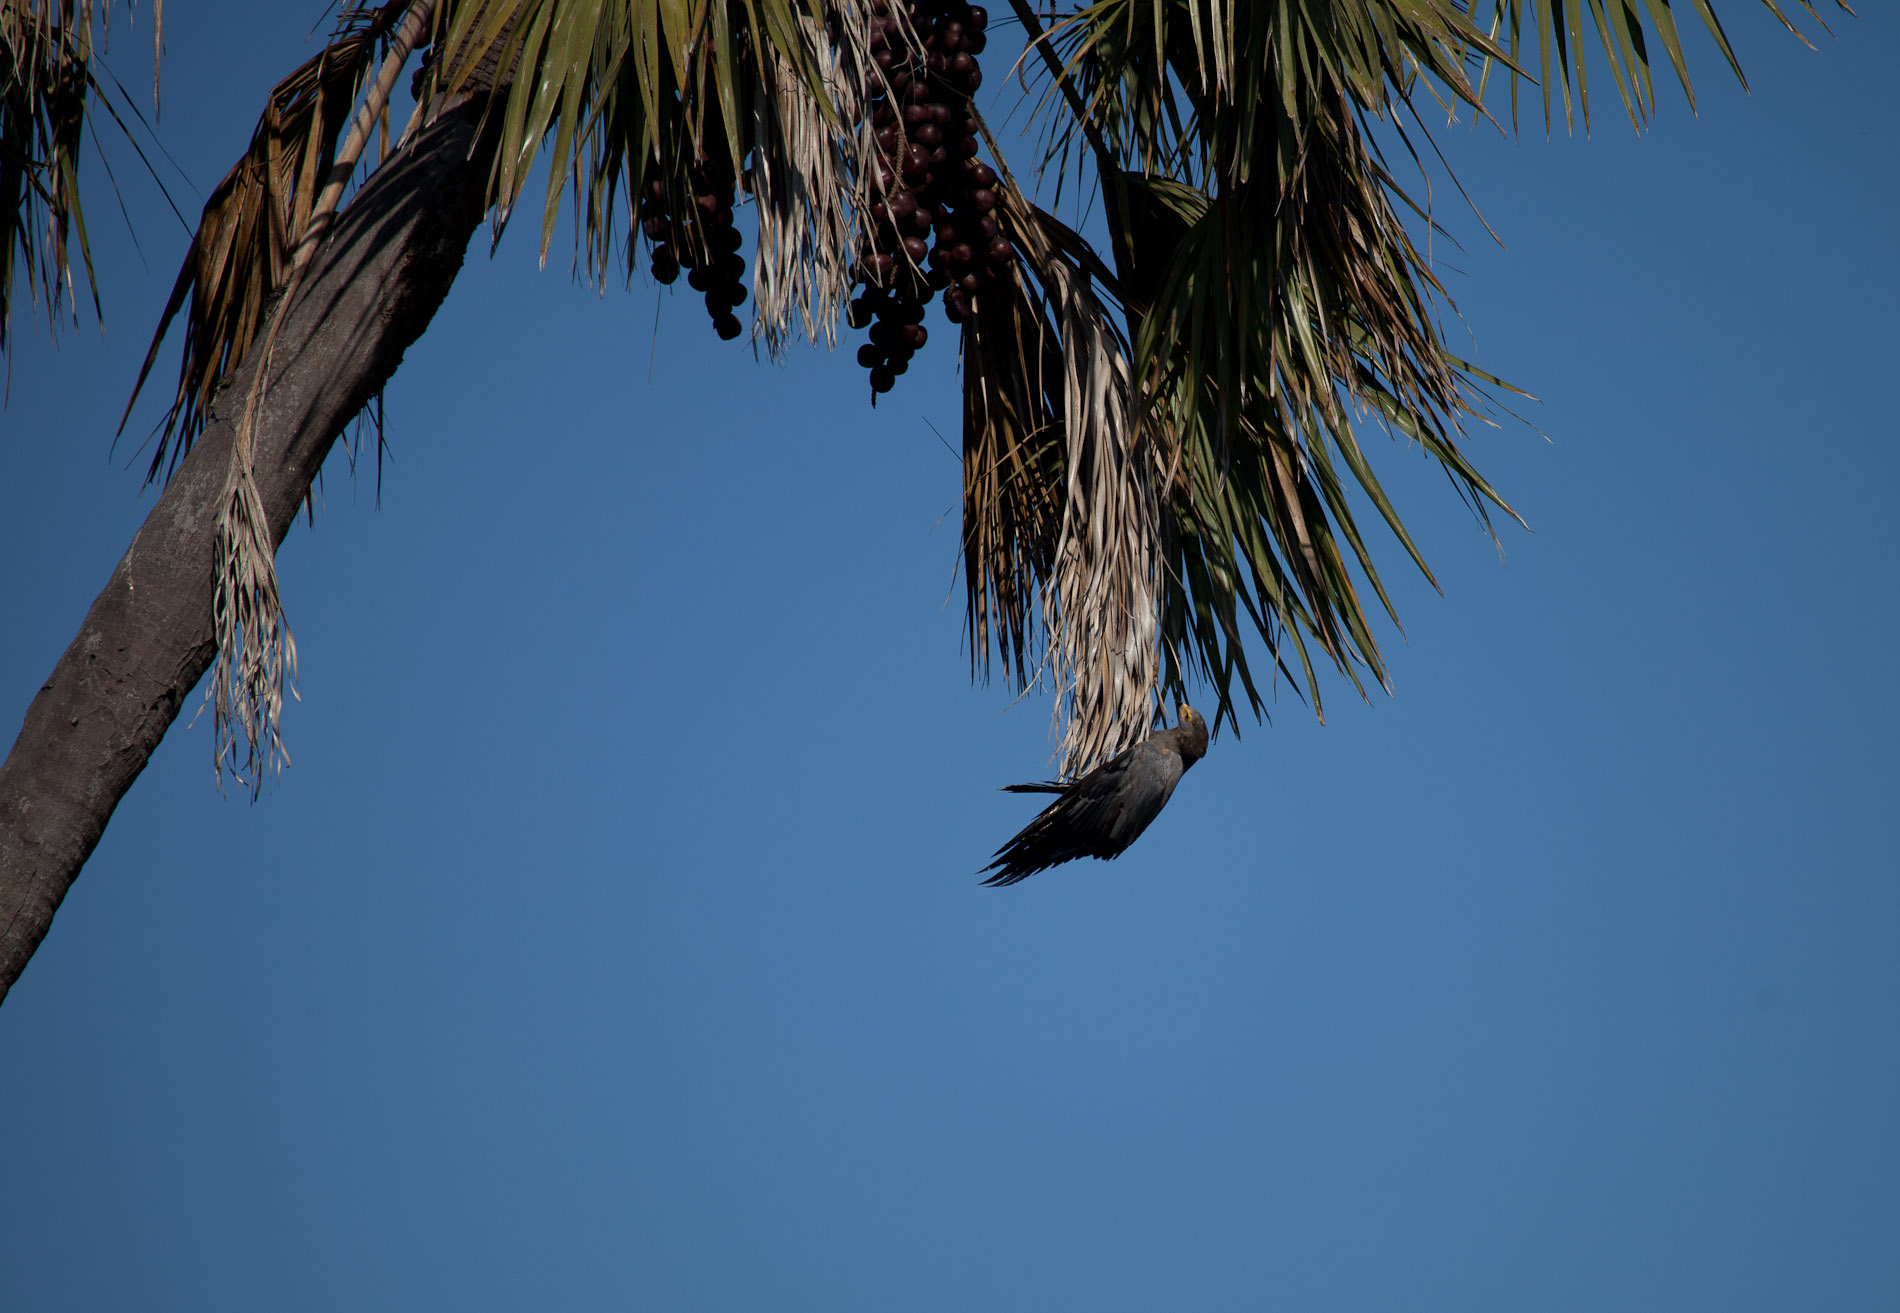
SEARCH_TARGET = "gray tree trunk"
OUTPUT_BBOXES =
[0,105,498,1006]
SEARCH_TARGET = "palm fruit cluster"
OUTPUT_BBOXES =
[847,0,1006,400]
[641,157,749,342]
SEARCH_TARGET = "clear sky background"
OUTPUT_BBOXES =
[2,5,1896,1311]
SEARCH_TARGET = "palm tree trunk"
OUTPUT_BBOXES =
[0,103,498,1006]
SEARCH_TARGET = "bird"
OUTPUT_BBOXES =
[981,704,1209,886]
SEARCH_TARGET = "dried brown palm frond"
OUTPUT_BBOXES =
[962,183,1163,777]
[204,0,433,797]
[205,437,297,792]
[1038,256,1160,777]
[123,1,413,480]
[749,1,883,354]
[112,1,428,795]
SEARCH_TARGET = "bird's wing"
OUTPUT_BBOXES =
[980,748,1144,885]
[1098,742,1183,851]
[1051,749,1142,839]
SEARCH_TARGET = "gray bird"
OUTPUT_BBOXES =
[982,705,1209,886]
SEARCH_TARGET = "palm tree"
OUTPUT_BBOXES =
[0,0,1848,1003]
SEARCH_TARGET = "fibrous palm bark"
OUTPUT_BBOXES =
[0,100,499,1005]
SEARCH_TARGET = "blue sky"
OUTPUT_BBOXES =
[2,5,1896,1311]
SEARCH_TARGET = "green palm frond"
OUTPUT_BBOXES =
[964,0,1835,767]
[1132,82,1519,725]
[1465,0,1855,131]
[426,0,846,281]
[406,0,898,355]
[973,0,1519,754]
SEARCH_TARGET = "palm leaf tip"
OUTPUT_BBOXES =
[0,0,131,355]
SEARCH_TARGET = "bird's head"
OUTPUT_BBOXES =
[1176,704,1209,765]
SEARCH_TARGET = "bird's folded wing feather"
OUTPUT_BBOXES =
[1038,751,1140,847]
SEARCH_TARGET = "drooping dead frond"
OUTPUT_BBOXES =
[123,1,413,480]
[749,3,883,355]
[964,188,1162,778]
[205,446,297,792]
[203,0,432,798]
[1036,250,1158,778]
[113,3,427,793]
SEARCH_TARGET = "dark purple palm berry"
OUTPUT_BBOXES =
[639,151,750,343]
[842,0,1016,404]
